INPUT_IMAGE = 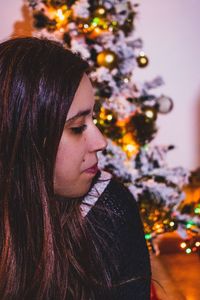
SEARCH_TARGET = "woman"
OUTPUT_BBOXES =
[0,37,151,299]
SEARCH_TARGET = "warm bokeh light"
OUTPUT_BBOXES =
[56,9,65,21]
[107,114,113,121]
[186,248,192,254]
[180,242,187,249]
[195,241,200,247]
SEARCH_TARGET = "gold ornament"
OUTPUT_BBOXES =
[137,51,149,68]
[97,50,118,69]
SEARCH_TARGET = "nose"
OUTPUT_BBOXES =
[89,125,107,153]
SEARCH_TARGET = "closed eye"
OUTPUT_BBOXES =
[70,125,87,135]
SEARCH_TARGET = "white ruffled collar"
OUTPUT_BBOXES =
[80,171,112,217]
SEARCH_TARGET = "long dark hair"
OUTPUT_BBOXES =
[0,37,115,299]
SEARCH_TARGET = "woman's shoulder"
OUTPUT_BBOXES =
[97,172,140,222]
[84,171,151,299]
[82,170,143,234]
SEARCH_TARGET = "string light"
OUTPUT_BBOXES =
[94,6,106,17]
[194,207,200,214]
[46,5,71,29]
[120,133,139,158]
[186,223,192,229]
[105,54,114,63]
[91,17,99,27]
[145,233,152,240]
[124,144,136,153]
[107,114,113,121]
[145,109,154,119]
[97,50,118,69]
[195,241,200,247]
[186,248,192,254]
[123,77,129,83]
[56,8,65,21]
[180,238,200,254]
[180,242,187,249]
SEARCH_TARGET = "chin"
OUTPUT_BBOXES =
[54,173,101,198]
[76,183,93,198]
[55,183,91,199]
[75,172,101,197]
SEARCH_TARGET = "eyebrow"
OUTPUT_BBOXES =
[65,109,92,124]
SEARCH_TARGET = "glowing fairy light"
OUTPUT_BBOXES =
[56,9,65,21]
[125,144,136,152]
[194,207,200,214]
[93,27,101,35]
[105,54,114,63]
[186,223,192,229]
[195,241,200,247]
[145,233,152,240]
[107,114,113,121]
[180,242,187,249]
[91,17,100,27]
[98,7,106,16]
[145,109,154,119]
[186,248,192,254]
[124,77,129,83]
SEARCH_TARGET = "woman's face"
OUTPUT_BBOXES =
[54,74,107,198]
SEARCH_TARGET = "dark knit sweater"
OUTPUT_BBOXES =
[84,177,151,300]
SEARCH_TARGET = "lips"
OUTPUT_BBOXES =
[84,163,99,174]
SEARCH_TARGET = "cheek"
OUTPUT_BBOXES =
[54,137,85,178]
[53,137,91,197]
[55,140,73,175]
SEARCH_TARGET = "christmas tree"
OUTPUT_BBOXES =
[27,0,200,254]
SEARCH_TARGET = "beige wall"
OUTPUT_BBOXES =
[135,0,200,171]
[0,0,33,40]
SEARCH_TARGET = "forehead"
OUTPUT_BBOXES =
[67,74,94,119]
